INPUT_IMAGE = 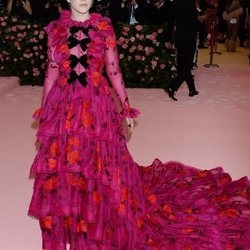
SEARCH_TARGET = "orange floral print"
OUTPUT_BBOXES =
[67,150,80,165]
[168,214,176,220]
[64,216,73,228]
[121,187,127,202]
[196,170,209,178]
[68,137,80,147]
[33,108,43,118]
[83,100,90,110]
[182,228,194,233]
[93,191,101,202]
[78,177,86,189]
[48,158,56,169]
[97,21,108,30]
[68,173,78,186]
[59,43,68,53]
[183,208,192,214]
[219,176,231,185]
[43,216,53,229]
[96,157,102,172]
[81,113,93,128]
[62,60,70,69]
[107,37,116,48]
[185,215,194,221]
[91,71,100,87]
[211,194,228,203]
[117,203,126,215]
[43,176,58,190]
[59,76,67,86]
[50,142,59,157]
[136,218,144,229]
[148,194,157,203]
[163,204,172,214]
[77,219,88,233]
[65,120,71,130]
[96,143,101,152]
[220,208,238,217]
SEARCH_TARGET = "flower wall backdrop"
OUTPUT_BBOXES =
[0,11,47,85]
[116,22,176,88]
[0,11,176,88]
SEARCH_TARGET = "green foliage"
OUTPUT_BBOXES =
[0,10,47,85]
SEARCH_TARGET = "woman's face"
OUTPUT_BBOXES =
[69,0,93,15]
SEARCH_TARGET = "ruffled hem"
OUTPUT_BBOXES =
[32,107,43,120]
[29,158,250,249]
[119,107,140,120]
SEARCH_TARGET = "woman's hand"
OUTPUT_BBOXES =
[126,118,134,132]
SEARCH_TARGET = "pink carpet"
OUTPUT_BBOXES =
[0,64,249,249]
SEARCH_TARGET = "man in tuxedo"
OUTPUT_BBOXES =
[166,0,199,101]
[109,0,146,24]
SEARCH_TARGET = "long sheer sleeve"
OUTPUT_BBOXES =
[104,26,140,119]
[33,34,59,119]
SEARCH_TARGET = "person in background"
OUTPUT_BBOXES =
[0,0,6,9]
[166,0,199,101]
[223,0,243,51]
[6,0,32,18]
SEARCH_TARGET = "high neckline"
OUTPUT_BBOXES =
[60,10,102,28]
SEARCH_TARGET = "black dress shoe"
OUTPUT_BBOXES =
[165,88,178,101]
[198,45,208,49]
[189,90,199,97]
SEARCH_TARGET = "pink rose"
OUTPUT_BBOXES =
[34,30,39,35]
[148,47,155,53]
[138,45,143,51]
[136,70,142,75]
[123,26,130,32]
[144,68,149,74]
[130,37,136,42]
[24,70,29,75]
[135,55,141,61]
[127,56,132,61]
[12,17,18,22]
[157,28,163,34]
[11,26,17,32]
[122,44,128,49]
[139,34,144,40]
[40,55,45,59]
[160,64,166,69]
[33,46,39,51]
[1,22,7,27]
[151,60,157,69]
[135,25,143,31]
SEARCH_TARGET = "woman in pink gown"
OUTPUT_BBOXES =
[28,0,250,249]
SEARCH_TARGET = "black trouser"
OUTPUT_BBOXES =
[170,38,196,92]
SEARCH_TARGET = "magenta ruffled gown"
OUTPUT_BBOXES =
[28,11,250,250]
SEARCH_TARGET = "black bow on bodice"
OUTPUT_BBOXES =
[70,26,91,36]
[68,36,90,51]
[69,54,88,69]
[67,71,87,87]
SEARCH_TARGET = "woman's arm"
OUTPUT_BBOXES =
[6,0,13,15]
[104,24,140,123]
[41,35,59,108]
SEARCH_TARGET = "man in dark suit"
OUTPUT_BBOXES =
[109,0,147,25]
[166,0,199,101]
